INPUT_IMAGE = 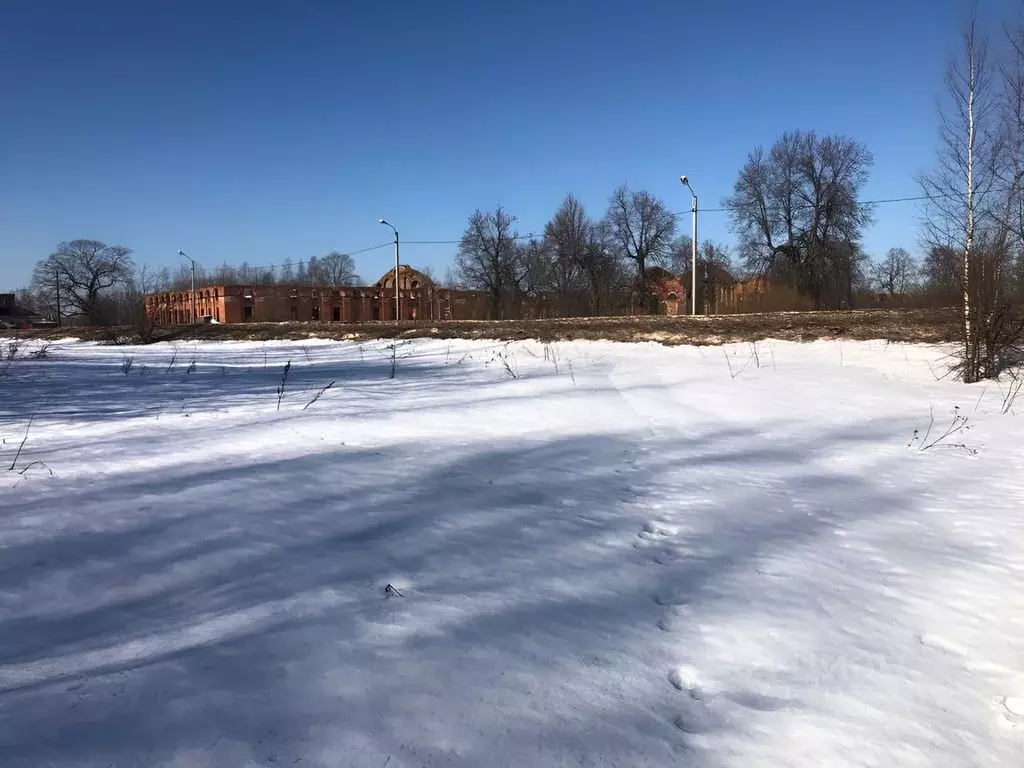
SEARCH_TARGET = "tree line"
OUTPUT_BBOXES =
[21,246,362,327]
[451,187,735,319]
[15,0,1024,386]
[15,135,976,327]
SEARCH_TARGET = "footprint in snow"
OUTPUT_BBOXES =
[636,521,678,549]
[669,668,721,735]
[643,520,678,536]
[654,589,689,607]
[725,690,796,712]
[669,666,703,699]
[673,712,718,735]
[653,548,681,566]
[656,604,694,632]
[999,696,1024,725]
[656,615,676,632]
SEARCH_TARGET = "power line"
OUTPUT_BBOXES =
[192,189,989,272]
[348,241,395,255]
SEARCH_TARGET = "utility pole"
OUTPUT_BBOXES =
[680,176,698,315]
[54,267,61,328]
[178,250,197,323]
[379,219,400,321]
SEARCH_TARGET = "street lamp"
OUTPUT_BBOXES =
[178,249,197,324]
[680,176,698,315]
[379,219,400,322]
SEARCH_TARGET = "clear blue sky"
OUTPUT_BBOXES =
[0,0,1006,288]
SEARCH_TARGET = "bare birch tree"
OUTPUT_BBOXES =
[919,12,1013,381]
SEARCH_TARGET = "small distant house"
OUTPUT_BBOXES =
[0,294,50,329]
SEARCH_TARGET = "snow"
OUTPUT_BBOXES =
[1,336,1023,767]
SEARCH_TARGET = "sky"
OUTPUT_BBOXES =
[0,0,1011,289]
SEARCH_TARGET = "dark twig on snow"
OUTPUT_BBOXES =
[8,414,34,471]
[908,405,976,454]
[723,347,737,380]
[28,343,52,360]
[1001,366,1024,415]
[302,381,336,411]
[276,361,292,411]
[974,385,988,413]
[499,348,518,379]
[164,349,178,374]
[17,460,52,476]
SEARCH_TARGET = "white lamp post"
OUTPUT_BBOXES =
[178,249,197,323]
[379,219,400,321]
[680,177,698,315]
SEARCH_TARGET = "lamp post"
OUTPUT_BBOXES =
[679,176,698,315]
[379,219,400,322]
[178,249,197,324]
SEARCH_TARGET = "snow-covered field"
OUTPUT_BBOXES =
[1,336,1023,767]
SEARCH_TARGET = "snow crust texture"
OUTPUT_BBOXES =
[1,337,1022,766]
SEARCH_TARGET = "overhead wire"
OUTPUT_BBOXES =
[202,188,994,272]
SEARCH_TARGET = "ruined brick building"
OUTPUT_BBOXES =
[146,264,774,325]
[146,266,494,325]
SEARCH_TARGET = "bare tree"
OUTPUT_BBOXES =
[542,195,591,314]
[30,240,135,324]
[603,186,677,303]
[577,224,629,315]
[414,265,437,285]
[214,262,240,286]
[921,244,962,298]
[309,251,360,286]
[668,238,734,275]
[871,247,919,296]
[442,265,464,289]
[993,3,1024,253]
[280,258,296,284]
[454,207,523,319]
[169,263,195,290]
[515,238,551,300]
[107,263,170,339]
[725,131,874,309]
[996,3,1024,306]
[919,11,1023,380]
